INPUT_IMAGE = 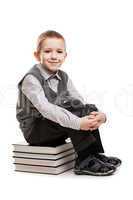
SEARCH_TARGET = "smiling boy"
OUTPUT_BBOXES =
[16,30,121,176]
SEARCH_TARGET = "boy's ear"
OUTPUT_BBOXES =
[65,52,67,58]
[34,51,40,61]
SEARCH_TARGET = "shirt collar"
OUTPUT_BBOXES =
[36,63,61,81]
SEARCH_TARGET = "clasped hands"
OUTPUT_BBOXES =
[80,111,106,131]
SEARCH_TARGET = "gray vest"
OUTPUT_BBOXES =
[16,64,85,141]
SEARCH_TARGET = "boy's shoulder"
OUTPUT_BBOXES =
[58,69,69,77]
[58,69,69,81]
[17,64,42,87]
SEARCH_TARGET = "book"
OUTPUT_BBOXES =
[13,153,75,167]
[14,160,75,175]
[12,142,74,154]
[13,140,76,175]
[13,148,75,160]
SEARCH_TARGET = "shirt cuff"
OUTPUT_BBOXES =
[71,117,81,130]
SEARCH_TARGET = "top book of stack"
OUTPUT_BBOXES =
[12,141,74,154]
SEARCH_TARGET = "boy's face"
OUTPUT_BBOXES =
[36,37,67,73]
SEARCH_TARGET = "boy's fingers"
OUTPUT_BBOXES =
[87,114,97,119]
[88,117,99,123]
[89,121,98,127]
[90,111,99,115]
[90,126,98,131]
[88,119,98,125]
[87,115,95,119]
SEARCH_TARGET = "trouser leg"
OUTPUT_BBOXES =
[27,118,68,146]
[27,117,104,155]
[66,128,104,155]
[63,103,105,155]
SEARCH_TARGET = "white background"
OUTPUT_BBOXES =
[0,0,133,199]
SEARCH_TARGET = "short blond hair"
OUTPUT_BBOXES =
[36,30,66,54]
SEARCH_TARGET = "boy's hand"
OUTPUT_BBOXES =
[90,111,106,123]
[88,112,107,131]
[80,116,100,131]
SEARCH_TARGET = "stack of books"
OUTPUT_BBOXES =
[12,141,76,175]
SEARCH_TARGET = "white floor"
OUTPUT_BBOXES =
[4,147,132,200]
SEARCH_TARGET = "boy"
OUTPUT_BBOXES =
[16,30,121,176]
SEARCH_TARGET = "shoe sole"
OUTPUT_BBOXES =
[74,168,116,176]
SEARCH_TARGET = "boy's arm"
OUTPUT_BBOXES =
[21,75,81,130]
[67,76,107,123]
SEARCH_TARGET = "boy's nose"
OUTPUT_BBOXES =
[51,52,57,59]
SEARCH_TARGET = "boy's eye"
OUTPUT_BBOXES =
[44,50,51,53]
[43,50,63,54]
[57,50,63,53]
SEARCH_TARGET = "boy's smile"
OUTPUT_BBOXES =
[36,37,67,74]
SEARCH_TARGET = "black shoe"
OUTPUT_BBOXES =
[74,155,116,176]
[94,153,122,168]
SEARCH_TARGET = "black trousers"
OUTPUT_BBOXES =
[27,117,104,157]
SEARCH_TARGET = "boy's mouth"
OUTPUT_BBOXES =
[48,61,59,64]
[49,62,58,63]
